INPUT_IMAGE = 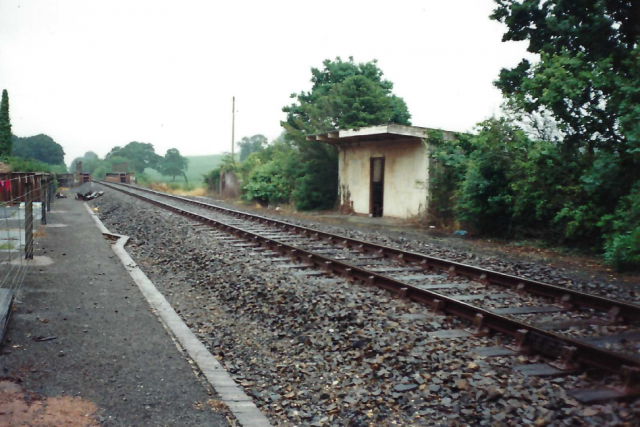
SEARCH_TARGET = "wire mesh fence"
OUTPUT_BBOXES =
[0,175,55,296]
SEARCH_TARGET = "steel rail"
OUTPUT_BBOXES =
[96,180,640,323]
[96,180,640,379]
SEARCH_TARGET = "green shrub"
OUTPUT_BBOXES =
[452,119,527,235]
[204,168,221,190]
[204,154,237,192]
[242,160,292,205]
[1,155,65,173]
[456,154,513,234]
[136,172,151,185]
[604,230,640,272]
[293,156,338,211]
[427,130,470,225]
[601,183,640,271]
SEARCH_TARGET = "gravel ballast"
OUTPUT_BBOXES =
[184,194,640,303]
[90,187,640,426]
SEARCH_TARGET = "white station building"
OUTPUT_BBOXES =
[309,124,455,219]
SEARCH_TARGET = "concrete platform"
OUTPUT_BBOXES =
[0,188,230,426]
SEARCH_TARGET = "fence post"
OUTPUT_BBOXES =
[41,177,47,225]
[25,181,33,260]
[47,179,53,212]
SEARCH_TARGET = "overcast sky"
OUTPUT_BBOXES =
[0,0,533,165]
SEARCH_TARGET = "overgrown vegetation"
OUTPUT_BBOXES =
[0,156,67,174]
[601,183,640,271]
[426,0,640,271]
[203,154,239,194]
[241,138,297,205]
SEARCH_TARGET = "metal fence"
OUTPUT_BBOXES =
[0,175,54,294]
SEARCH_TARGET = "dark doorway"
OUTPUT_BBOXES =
[370,157,384,217]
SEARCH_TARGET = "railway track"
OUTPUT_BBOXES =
[95,180,640,402]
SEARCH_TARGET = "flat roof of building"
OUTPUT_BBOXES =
[307,124,456,144]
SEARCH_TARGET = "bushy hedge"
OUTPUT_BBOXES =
[428,119,640,272]
[242,160,292,205]
[1,156,67,174]
[601,183,640,271]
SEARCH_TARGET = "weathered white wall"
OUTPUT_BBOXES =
[338,138,429,218]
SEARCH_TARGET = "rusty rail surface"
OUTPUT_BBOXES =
[96,180,640,379]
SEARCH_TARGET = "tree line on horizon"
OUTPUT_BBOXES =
[0,88,189,182]
[69,142,189,182]
[208,0,639,271]
[0,89,68,173]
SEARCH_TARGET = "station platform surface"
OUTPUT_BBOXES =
[0,186,229,426]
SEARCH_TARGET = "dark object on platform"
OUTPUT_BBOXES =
[55,193,67,199]
[33,335,58,342]
[76,191,104,201]
[0,288,14,345]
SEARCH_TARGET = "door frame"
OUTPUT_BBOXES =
[369,157,385,216]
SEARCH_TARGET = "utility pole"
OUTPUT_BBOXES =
[231,96,235,163]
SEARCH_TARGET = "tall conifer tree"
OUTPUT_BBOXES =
[0,90,12,156]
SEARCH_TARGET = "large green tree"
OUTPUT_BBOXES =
[491,1,639,181]
[0,90,12,156]
[237,134,267,162]
[424,2,640,270]
[106,141,161,173]
[468,0,640,268]
[281,57,411,209]
[283,57,411,139]
[69,151,103,174]
[159,148,189,181]
[83,151,99,161]
[492,2,639,220]
[12,134,65,165]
